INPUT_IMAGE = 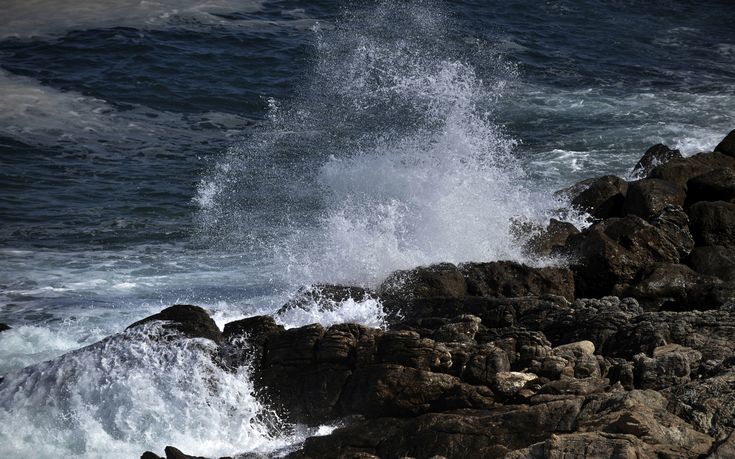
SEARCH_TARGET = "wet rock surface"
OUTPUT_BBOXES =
[140,132,735,458]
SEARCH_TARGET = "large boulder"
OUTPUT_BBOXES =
[461,261,575,301]
[564,215,683,297]
[648,151,735,186]
[687,245,735,281]
[127,305,223,343]
[688,200,735,247]
[631,143,682,178]
[622,178,686,219]
[687,168,735,205]
[561,175,628,219]
[523,218,579,258]
[715,129,735,157]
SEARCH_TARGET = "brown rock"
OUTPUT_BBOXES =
[687,245,735,281]
[523,219,579,257]
[563,175,629,219]
[687,168,735,205]
[648,151,735,186]
[622,178,686,219]
[565,215,682,297]
[688,200,735,246]
[461,261,575,302]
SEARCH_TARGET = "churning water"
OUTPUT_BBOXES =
[1,0,734,457]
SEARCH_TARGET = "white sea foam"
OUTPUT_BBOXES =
[0,69,248,155]
[0,323,291,458]
[196,1,565,289]
[0,0,267,38]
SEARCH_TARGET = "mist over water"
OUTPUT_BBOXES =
[196,1,563,288]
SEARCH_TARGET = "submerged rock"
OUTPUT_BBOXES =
[0,323,10,332]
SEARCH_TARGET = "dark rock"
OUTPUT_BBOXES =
[688,200,735,246]
[266,323,325,367]
[633,344,701,390]
[523,218,579,257]
[221,315,284,369]
[622,178,686,219]
[292,399,584,459]
[603,309,735,362]
[380,263,467,303]
[375,330,451,372]
[338,364,494,417]
[649,205,694,259]
[688,245,735,281]
[519,297,642,352]
[461,343,511,385]
[667,371,735,441]
[565,215,682,297]
[715,129,735,156]
[624,262,719,309]
[127,305,223,343]
[140,453,162,459]
[276,284,377,316]
[648,151,735,186]
[687,168,735,205]
[564,175,628,219]
[0,323,10,332]
[631,143,682,178]
[461,261,575,302]
[432,314,481,343]
[164,446,206,459]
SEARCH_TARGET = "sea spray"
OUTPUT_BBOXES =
[196,1,564,290]
[0,323,289,458]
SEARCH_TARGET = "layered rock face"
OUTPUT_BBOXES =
[141,131,735,459]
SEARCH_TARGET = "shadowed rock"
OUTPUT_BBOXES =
[715,129,735,157]
[561,175,628,219]
[622,178,686,219]
[687,168,735,205]
[688,200,735,246]
[648,151,735,186]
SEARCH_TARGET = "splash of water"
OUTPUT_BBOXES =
[196,1,562,289]
[0,323,289,458]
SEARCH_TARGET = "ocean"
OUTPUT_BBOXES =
[0,0,733,456]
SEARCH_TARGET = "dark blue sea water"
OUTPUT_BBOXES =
[0,1,734,456]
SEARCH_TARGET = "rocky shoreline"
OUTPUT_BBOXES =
[129,129,735,458]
